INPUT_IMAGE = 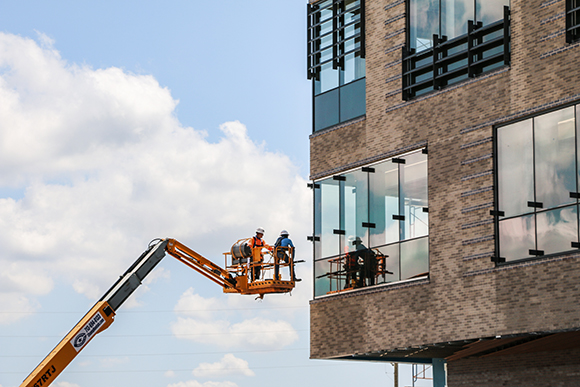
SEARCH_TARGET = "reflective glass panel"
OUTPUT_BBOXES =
[315,62,339,95]
[441,0,473,40]
[534,107,576,209]
[374,244,400,283]
[319,177,340,258]
[578,105,580,195]
[409,0,439,52]
[536,206,578,256]
[339,78,366,122]
[314,183,322,260]
[499,214,535,262]
[314,259,333,297]
[369,160,400,247]
[497,119,534,218]
[341,51,365,85]
[476,0,509,26]
[344,1,361,25]
[343,169,369,253]
[401,152,429,240]
[400,237,429,280]
[314,89,339,131]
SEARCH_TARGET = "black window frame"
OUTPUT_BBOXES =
[402,2,511,101]
[492,103,580,264]
[307,0,366,132]
[567,0,580,44]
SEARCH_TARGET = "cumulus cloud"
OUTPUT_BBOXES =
[0,32,311,323]
[171,290,299,349]
[193,354,254,377]
[55,383,81,387]
[167,381,238,387]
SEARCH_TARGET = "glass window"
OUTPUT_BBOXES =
[497,119,534,218]
[441,0,473,41]
[343,169,369,253]
[408,0,509,52]
[534,107,576,209]
[308,0,365,132]
[313,149,429,297]
[314,89,340,131]
[370,161,400,247]
[477,0,509,26]
[400,237,429,280]
[339,78,366,122]
[318,177,341,259]
[401,152,429,240]
[495,104,580,263]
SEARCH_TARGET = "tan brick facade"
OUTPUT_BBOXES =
[309,0,580,374]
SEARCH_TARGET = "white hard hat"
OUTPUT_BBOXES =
[256,227,265,234]
[280,230,289,236]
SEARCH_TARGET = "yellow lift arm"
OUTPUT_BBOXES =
[20,238,297,387]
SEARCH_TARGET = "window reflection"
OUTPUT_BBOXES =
[536,207,578,256]
[534,107,576,209]
[496,103,580,263]
[497,119,533,218]
[409,0,510,52]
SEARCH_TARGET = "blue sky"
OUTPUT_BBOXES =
[0,2,429,387]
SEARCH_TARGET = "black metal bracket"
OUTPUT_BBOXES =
[392,158,406,164]
[490,210,505,217]
[307,236,321,242]
[362,222,376,228]
[333,175,346,181]
[333,229,346,235]
[529,249,545,256]
[393,215,405,221]
[362,167,375,173]
[491,256,506,263]
[527,201,543,209]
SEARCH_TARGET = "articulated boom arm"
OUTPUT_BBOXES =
[20,238,297,387]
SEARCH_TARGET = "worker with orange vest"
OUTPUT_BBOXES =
[247,227,272,281]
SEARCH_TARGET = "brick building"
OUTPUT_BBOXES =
[306,0,580,385]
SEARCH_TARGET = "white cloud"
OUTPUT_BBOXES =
[55,382,81,387]
[193,354,255,378]
[168,381,238,387]
[0,32,311,323]
[165,370,176,378]
[171,289,298,349]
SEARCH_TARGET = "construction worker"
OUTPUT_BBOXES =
[274,230,301,282]
[247,227,272,281]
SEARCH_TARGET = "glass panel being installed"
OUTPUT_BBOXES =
[534,107,576,209]
[497,119,534,218]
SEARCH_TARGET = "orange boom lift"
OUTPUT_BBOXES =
[20,238,299,387]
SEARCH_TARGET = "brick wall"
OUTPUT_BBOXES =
[447,348,580,387]
[309,0,580,361]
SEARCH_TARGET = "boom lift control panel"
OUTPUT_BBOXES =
[20,238,299,387]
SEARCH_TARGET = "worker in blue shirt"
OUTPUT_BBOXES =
[274,230,301,282]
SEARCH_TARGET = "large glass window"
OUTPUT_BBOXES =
[312,149,429,298]
[403,0,510,100]
[408,0,509,52]
[308,0,366,132]
[495,105,580,262]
